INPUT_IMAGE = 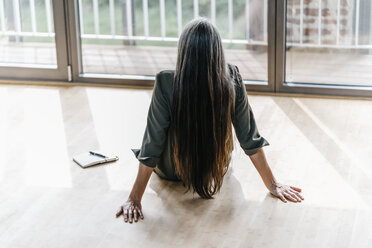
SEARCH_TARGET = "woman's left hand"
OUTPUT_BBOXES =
[269,183,304,203]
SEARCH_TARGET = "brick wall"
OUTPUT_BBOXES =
[287,0,354,45]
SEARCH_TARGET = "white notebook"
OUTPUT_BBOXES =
[73,151,119,168]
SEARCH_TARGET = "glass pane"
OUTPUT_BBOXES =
[0,0,57,66]
[78,0,268,83]
[286,0,372,86]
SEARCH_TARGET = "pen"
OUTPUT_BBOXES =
[89,151,107,158]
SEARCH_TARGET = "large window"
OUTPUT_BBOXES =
[0,0,371,97]
[0,0,56,66]
[77,0,269,84]
[286,0,372,86]
[0,0,68,81]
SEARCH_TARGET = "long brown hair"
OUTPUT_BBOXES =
[172,18,235,199]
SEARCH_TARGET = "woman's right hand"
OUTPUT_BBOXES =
[116,198,144,223]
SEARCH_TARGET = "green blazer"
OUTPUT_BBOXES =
[132,64,269,181]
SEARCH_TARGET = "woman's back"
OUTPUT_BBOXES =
[132,63,269,194]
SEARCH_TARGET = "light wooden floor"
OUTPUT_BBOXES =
[0,83,372,248]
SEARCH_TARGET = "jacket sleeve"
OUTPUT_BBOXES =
[131,72,171,167]
[231,65,269,155]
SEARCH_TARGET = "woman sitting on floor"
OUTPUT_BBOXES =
[116,18,304,223]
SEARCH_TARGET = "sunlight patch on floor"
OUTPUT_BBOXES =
[265,97,369,210]
[23,88,72,188]
[86,88,152,191]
